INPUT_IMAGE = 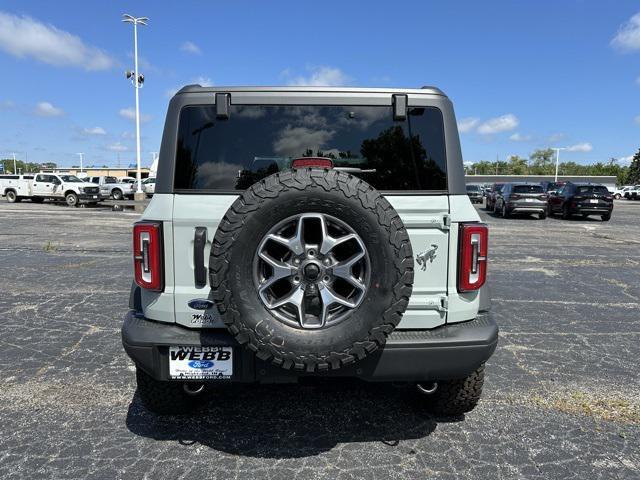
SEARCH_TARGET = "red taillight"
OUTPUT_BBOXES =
[292,157,334,169]
[458,223,488,293]
[133,222,164,292]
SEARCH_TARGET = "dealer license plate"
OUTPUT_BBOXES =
[590,199,598,203]
[169,346,233,380]
[525,198,533,202]
[92,195,98,199]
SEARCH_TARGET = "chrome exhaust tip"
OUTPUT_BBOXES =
[183,383,205,396]
[416,382,438,395]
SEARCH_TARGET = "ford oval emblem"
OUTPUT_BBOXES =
[188,298,214,310]
[188,360,214,369]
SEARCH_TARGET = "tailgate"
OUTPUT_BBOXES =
[386,195,449,329]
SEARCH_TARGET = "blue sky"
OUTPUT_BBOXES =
[0,1,639,168]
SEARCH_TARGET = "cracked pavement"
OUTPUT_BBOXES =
[0,200,638,479]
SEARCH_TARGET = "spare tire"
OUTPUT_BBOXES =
[209,168,413,372]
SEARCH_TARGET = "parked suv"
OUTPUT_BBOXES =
[485,183,504,212]
[465,184,483,204]
[494,183,547,219]
[121,86,497,415]
[547,182,613,221]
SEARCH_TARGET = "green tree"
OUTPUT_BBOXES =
[507,155,528,175]
[529,148,555,175]
[627,149,640,185]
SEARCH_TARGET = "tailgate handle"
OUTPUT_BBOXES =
[194,227,208,288]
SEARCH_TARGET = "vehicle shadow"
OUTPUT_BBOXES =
[125,381,454,458]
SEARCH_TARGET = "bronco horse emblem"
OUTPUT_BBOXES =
[416,244,438,271]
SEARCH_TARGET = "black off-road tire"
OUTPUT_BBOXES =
[424,365,485,416]
[209,168,414,372]
[601,213,611,222]
[135,367,198,415]
[538,212,546,220]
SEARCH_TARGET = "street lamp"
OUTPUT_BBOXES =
[122,14,148,197]
[11,152,16,175]
[552,147,567,182]
[76,153,84,173]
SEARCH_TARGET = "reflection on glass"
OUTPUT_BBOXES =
[175,105,447,191]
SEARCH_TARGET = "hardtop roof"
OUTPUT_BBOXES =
[175,84,447,97]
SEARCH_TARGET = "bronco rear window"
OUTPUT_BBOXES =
[174,105,447,191]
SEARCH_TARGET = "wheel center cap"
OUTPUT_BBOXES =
[303,263,321,281]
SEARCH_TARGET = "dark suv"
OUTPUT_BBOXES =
[485,183,504,211]
[547,182,613,221]
[494,183,547,219]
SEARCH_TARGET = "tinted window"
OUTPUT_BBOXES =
[0,175,19,180]
[576,185,608,194]
[513,185,543,194]
[22,175,33,180]
[174,105,447,191]
[105,176,117,184]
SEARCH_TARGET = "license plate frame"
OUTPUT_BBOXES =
[590,199,598,204]
[169,346,233,380]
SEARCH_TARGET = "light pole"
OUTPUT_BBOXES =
[122,14,148,198]
[552,147,566,182]
[11,152,16,174]
[76,153,84,173]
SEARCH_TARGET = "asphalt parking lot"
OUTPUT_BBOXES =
[0,200,638,479]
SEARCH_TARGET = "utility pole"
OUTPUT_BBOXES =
[11,152,16,174]
[76,153,84,173]
[123,14,148,200]
[552,147,566,182]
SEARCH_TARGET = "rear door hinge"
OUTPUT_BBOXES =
[442,214,451,230]
[424,295,448,312]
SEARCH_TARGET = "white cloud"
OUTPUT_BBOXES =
[83,126,106,136]
[193,76,214,87]
[619,155,634,165]
[0,11,115,70]
[180,41,201,55]
[35,101,63,117]
[509,132,532,142]
[273,126,335,157]
[477,114,519,135]
[611,13,640,51]
[106,142,128,152]
[457,117,479,133]
[548,132,566,143]
[566,142,593,152]
[165,77,214,98]
[119,107,151,123]
[286,66,351,86]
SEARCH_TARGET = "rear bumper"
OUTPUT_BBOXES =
[570,204,613,214]
[508,202,546,213]
[121,311,498,383]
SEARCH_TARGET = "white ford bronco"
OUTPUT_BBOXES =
[122,86,497,415]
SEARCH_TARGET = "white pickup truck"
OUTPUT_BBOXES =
[1,173,103,206]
